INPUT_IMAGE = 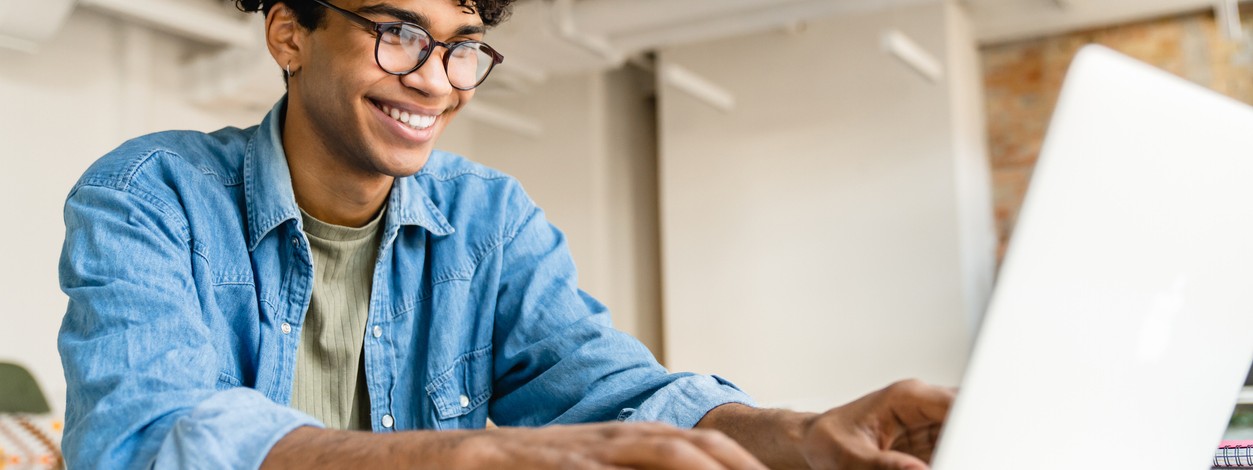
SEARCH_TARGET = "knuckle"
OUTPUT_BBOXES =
[888,378,926,395]
[598,424,625,440]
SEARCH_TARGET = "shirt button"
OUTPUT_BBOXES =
[291,236,299,248]
[372,325,383,338]
[280,322,292,335]
[459,395,470,408]
[381,414,394,428]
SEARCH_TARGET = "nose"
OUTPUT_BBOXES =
[401,48,454,98]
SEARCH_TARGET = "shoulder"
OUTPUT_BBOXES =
[412,150,539,238]
[73,127,254,194]
[66,127,255,230]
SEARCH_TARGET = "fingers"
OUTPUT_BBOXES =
[578,422,765,470]
[686,429,769,470]
[800,380,954,470]
[553,453,632,470]
[883,381,952,463]
[593,434,735,470]
[461,422,770,470]
[873,382,950,465]
[890,424,939,463]
[881,380,955,425]
[871,450,928,470]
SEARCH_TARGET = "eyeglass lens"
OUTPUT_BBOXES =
[377,24,494,89]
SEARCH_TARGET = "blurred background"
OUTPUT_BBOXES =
[0,0,1250,418]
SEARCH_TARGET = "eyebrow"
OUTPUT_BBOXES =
[357,3,486,37]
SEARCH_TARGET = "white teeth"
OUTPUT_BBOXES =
[378,102,437,130]
[407,114,436,129]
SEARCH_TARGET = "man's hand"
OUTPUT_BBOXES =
[798,379,954,470]
[263,422,769,470]
[698,379,956,470]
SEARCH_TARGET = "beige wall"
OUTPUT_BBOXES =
[466,68,663,357]
[657,1,990,410]
[944,1,998,337]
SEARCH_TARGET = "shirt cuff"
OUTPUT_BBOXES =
[154,388,324,469]
[619,374,757,429]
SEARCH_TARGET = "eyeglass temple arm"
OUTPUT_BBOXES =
[483,45,505,65]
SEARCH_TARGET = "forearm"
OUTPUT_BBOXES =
[697,403,817,470]
[261,426,473,469]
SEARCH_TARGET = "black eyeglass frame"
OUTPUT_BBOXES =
[310,0,505,90]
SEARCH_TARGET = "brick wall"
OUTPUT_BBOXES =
[981,8,1253,259]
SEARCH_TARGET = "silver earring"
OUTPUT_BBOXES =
[286,62,292,78]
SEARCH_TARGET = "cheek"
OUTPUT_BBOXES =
[444,90,474,120]
[301,80,352,129]
[457,89,475,107]
[308,43,377,103]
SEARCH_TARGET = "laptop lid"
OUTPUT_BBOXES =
[931,45,1253,470]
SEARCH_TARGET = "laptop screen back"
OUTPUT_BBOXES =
[932,45,1253,470]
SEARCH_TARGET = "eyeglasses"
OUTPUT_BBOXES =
[310,0,504,90]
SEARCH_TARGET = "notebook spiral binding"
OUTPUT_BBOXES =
[1216,441,1253,468]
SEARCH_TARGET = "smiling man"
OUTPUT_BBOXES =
[57,1,953,469]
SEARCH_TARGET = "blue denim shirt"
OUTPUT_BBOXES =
[58,98,753,469]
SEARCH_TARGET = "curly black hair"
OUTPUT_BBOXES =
[235,0,514,29]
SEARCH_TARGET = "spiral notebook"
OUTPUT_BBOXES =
[1217,441,1253,469]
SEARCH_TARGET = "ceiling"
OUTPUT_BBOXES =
[482,0,1235,91]
[963,0,1238,44]
[11,0,1230,112]
[6,0,1237,58]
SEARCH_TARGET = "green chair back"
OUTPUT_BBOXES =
[0,362,51,414]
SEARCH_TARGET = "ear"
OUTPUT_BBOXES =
[265,4,306,76]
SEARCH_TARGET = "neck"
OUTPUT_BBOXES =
[282,100,392,228]
[289,162,391,227]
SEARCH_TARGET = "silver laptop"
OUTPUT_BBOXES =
[932,45,1253,470]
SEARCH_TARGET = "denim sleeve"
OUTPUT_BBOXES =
[58,184,319,469]
[488,204,755,429]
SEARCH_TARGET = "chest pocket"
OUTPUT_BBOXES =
[426,345,493,428]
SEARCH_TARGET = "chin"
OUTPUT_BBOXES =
[377,151,433,178]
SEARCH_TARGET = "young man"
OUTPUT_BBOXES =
[57,0,954,468]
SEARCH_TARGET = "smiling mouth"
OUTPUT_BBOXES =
[372,100,438,130]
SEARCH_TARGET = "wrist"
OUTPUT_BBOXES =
[699,403,818,469]
[779,409,821,469]
[415,429,486,469]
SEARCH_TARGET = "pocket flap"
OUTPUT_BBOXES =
[425,346,493,420]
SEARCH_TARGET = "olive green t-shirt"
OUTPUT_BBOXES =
[290,207,384,430]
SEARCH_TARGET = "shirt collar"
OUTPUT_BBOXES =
[244,97,455,251]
